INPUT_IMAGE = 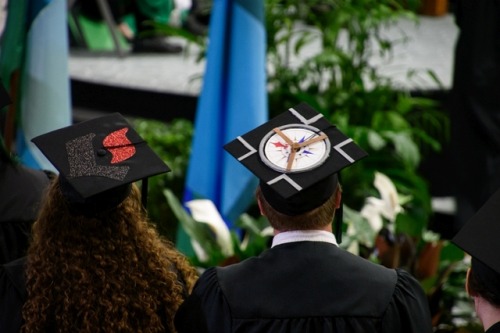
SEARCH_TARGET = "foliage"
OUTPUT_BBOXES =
[164,188,272,268]
[427,244,482,332]
[132,117,193,241]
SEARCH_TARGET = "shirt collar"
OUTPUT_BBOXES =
[271,230,338,248]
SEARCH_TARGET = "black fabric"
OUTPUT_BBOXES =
[59,175,132,217]
[0,164,51,264]
[450,0,500,231]
[175,241,432,333]
[259,174,338,216]
[452,188,500,276]
[487,322,500,333]
[0,257,27,333]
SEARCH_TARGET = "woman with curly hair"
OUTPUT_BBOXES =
[0,113,198,333]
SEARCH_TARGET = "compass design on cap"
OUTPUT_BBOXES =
[259,124,330,173]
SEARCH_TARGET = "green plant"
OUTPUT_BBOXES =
[164,188,272,268]
[132,117,193,241]
[425,244,482,332]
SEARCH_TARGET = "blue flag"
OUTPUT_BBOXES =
[183,0,268,229]
[1,0,71,171]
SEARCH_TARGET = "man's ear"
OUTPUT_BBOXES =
[466,267,477,296]
[257,196,265,216]
[334,185,342,209]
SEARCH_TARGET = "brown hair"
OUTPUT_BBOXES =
[467,258,500,307]
[21,177,198,333]
[256,185,340,231]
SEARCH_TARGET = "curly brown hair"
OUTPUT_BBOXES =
[21,178,198,333]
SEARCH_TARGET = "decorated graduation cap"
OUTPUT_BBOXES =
[32,112,170,215]
[224,102,367,242]
[453,188,500,277]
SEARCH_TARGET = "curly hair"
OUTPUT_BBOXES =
[256,185,340,231]
[21,178,198,333]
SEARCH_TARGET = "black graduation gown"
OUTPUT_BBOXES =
[487,322,500,333]
[0,257,27,333]
[175,241,433,333]
[450,0,500,231]
[0,164,51,264]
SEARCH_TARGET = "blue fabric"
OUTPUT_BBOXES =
[183,0,268,227]
[15,0,72,171]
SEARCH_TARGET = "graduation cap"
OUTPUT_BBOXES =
[224,102,367,242]
[452,188,500,276]
[32,113,170,214]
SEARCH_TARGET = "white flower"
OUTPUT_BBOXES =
[360,172,403,232]
[185,199,234,261]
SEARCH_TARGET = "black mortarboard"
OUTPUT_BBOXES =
[32,113,170,213]
[452,188,500,276]
[224,103,367,240]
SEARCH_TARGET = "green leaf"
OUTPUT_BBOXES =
[343,205,377,247]
[163,189,221,260]
[367,129,387,150]
[440,241,465,264]
[384,131,421,168]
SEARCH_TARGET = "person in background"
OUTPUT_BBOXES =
[453,188,500,332]
[77,0,186,53]
[450,0,500,234]
[0,113,198,333]
[174,103,433,333]
[0,81,52,265]
[0,149,52,265]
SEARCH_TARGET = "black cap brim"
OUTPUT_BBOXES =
[452,187,500,275]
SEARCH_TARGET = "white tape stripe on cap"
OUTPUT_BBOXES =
[236,136,257,161]
[289,107,324,125]
[334,138,355,163]
[267,174,303,191]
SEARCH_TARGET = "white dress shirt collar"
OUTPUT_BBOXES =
[271,230,338,248]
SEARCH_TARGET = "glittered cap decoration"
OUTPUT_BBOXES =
[31,113,171,200]
[224,102,367,214]
[453,187,500,276]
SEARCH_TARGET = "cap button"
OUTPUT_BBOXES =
[97,148,107,156]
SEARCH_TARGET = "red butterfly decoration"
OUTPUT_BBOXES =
[103,127,136,164]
